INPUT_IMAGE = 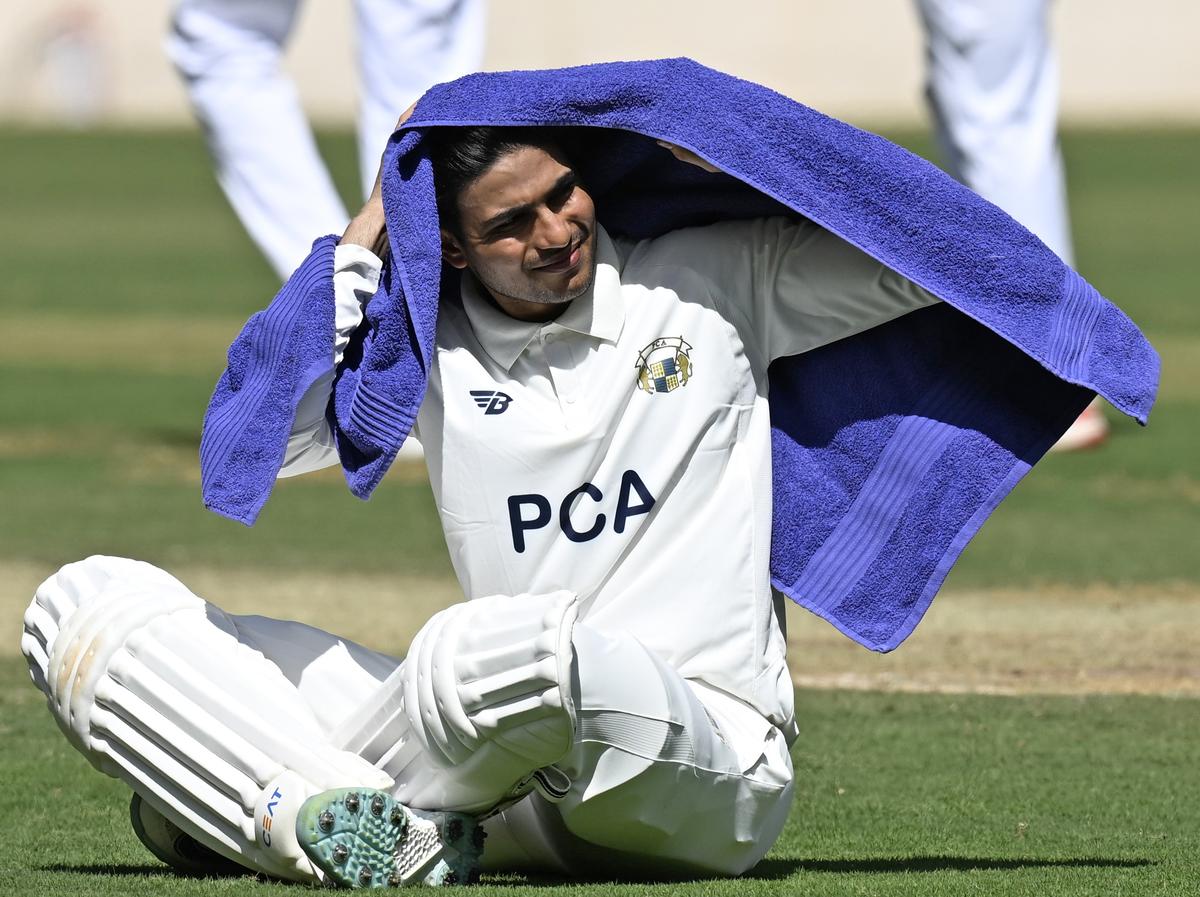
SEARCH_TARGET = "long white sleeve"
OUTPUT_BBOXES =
[629,217,942,374]
[746,217,943,364]
[278,244,383,478]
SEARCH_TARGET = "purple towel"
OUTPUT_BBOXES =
[200,58,1158,652]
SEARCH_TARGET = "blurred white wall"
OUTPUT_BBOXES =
[1,0,1196,127]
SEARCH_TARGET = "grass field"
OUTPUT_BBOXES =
[1,126,1197,895]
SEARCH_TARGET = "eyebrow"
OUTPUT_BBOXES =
[479,171,578,234]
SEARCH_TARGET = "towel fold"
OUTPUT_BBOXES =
[200,58,1158,651]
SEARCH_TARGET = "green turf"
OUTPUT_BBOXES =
[3,659,1195,896]
[1,127,1198,896]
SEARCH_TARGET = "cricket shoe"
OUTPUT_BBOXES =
[296,788,484,888]
[129,793,246,877]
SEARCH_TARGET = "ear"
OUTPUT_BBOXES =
[441,229,468,269]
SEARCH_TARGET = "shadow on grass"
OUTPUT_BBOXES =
[39,863,175,877]
[751,856,1154,877]
[39,855,1153,887]
[492,855,1154,887]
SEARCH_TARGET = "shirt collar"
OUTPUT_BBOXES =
[460,225,625,371]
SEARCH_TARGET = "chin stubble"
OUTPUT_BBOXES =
[480,249,596,307]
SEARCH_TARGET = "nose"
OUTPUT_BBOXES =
[532,207,572,250]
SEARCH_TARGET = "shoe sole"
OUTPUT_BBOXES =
[128,793,246,878]
[296,788,483,888]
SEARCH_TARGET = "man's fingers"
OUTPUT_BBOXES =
[395,101,418,131]
[655,140,720,173]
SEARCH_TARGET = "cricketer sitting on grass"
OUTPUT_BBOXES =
[20,60,1157,889]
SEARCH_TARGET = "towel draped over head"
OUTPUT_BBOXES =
[200,58,1158,652]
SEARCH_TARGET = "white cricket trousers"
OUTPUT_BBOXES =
[22,556,793,881]
[917,0,1074,262]
[166,0,485,278]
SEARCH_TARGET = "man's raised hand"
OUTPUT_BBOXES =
[342,102,418,257]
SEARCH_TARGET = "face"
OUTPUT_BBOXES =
[441,144,597,322]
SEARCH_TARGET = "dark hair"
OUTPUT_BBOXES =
[426,126,573,236]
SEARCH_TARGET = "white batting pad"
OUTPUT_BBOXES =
[479,626,796,877]
[334,590,578,813]
[23,556,392,883]
[23,556,183,698]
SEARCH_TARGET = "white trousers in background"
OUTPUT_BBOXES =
[166,0,486,278]
[916,0,1074,262]
[22,556,793,881]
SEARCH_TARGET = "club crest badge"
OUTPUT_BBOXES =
[635,336,694,394]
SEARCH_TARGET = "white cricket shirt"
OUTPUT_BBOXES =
[284,217,940,739]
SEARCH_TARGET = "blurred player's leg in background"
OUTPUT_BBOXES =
[167,0,485,280]
[167,0,349,279]
[353,0,486,199]
[919,0,1072,261]
[917,0,1108,450]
